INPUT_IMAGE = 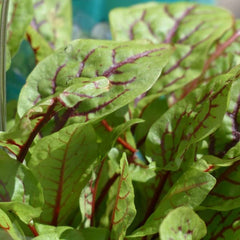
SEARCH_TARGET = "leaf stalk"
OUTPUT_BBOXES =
[0,0,10,132]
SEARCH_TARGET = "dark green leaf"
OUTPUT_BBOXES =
[0,149,43,223]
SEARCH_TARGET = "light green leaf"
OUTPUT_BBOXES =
[18,39,172,119]
[159,206,207,240]
[0,208,24,240]
[146,68,236,171]
[5,0,33,56]
[26,25,54,63]
[110,154,136,240]
[28,123,99,225]
[31,0,72,50]
[110,2,233,94]
[0,77,110,160]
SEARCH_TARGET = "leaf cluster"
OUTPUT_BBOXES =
[1,1,240,239]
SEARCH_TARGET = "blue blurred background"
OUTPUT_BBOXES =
[7,0,216,101]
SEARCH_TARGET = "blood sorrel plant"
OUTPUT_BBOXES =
[1,1,240,239]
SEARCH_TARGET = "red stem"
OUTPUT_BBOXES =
[90,159,105,226]
[95,173,120,212]
[28,223,39,237]
[101,120,137,153]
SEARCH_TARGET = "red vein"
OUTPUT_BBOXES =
[17,101,57,163]
[103,48,163,78]
[110,160,128,231]
[164,5,196,43]
[51,127,78,226]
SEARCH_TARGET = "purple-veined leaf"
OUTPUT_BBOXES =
[110,2,233,95]
[201,20,240,83]
[18,39,172,120]
[145,68,236,171]
[201,160,240,211]
[79,119,142,227]
[175,19,240,100]
[109,153,136,240]
[205,78,240,160]
[199,208,240,240]
[0,77,110,161]
[80,171,97,228]
[28,123,99,225]
[129,167,215,237]
[30,0,72,50]
[0,208,24,240]
[159,206,207,240]
[2,0,33,56]
[0,149,44,224]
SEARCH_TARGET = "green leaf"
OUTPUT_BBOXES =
[5,0,33,56]
[130,167,215,237]
[201,161,240,211]
[110,153,136,240]
[18,39,172,119]
[132,96,168,152]
[0,208,24,240]
[31,0,72,50]
[205,76,240,160]
[60,228,109,240]
[146,68,236,171]
[32,224,71,240]
[26,25,54,63]
[0,149,43,223]
[110,2,233,95]
[199,208,240,240]
[79,119,142,227]
[159,206,207,240]
[28,123,99,225]
[0,77,110,160]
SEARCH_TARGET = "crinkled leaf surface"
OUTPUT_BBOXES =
[31,0,72,50]
[18,39,172,119]
[110,2,233,94]
[110,154,136,240]
[28,123,99,225]
[130,167,215,237]
[145,69,235,170]
[159,206,207,240]
[4,0,33,56]
[0,149,43,223]
[0,208,24,240]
